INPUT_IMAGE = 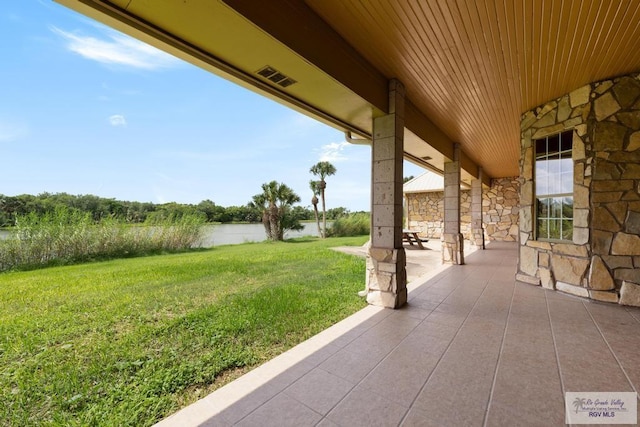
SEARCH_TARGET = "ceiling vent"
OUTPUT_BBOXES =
[421,156,432,161]
[256,65,297,88]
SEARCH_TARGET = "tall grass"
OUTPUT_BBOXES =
[0,207,204,272]
[327,212,370,237]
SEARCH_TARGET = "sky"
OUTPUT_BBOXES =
[0,1,424,212]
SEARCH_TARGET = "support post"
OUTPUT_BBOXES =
[366,79,407,308]
[442,144,464,264]
[471,168,485,249]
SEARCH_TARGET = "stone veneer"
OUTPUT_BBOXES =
[519,72,640,307]
[406,178,519,242]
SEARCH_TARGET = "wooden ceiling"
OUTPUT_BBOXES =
[56,0,640,179]
[305,0,640,177]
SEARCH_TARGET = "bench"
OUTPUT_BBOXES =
[402,229,427,249]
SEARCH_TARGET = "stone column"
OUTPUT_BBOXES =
[442,144,464,264]
[366,79,407,308]
[470,168,485,249]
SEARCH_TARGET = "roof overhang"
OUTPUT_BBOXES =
[55,0,640,188]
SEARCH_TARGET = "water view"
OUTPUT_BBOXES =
[0,222,326,247]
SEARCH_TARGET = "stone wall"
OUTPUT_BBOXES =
[518,72,640,307]
[406,178,519,241]
[483,178,520,241]
[406,191,470,239]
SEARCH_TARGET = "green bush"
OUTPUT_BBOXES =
[327,212,370,237]
[0,207,205,272]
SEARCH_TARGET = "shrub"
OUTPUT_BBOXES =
[0,208,205,272]
[326,212,370,237]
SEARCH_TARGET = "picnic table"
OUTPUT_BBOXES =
[402,229,426,249]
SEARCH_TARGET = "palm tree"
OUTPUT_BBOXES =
[309,180,321,237]
[249,181,301,241]
[572,397,586,414]
[309,161,337,238]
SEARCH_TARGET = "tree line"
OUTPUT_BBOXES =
[0,192,352,228]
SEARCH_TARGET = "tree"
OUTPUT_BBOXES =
[309,161,336,238]
[249,181,302,241]
[309,180,321,237]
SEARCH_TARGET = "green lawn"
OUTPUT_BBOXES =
[0,236,368,426]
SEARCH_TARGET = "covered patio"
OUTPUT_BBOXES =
[156,243,640,426]
[53,1,640,424]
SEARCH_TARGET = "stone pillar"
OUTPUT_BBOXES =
[442,144,464,264]
[366,79,407,309]
[470,169,485,249]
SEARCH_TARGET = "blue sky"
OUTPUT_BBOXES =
[1,1,423,212]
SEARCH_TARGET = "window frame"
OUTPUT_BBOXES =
[534,130,574,242]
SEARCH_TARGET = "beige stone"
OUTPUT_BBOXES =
[521,111,537,130]
[589,290,619,303]
[536,101,557,119]
[538,251,550,268]
[611,232,640,255]
[593,121,627,151]
[574,124,588,137]
[367,290,404,308]
[551,254,589,286]
[573,227,589,245]
[539,267,555,289]
[520,209,532,233]
[556,281,589,298]
[574,209,589,228]
[516,273,541,286]
[572,134,586,161]
[588,256,615,290]
[619,281,640,307]
[556,96,571,122]
[627,132,640,151]
[594,92,621,121]
[569,85,591,107]
[573,184,589,209]
[552,243,588,257]
[532,123,564,139]
[520,245,538,276]
[594,80,613,94]
[526,240,552,250]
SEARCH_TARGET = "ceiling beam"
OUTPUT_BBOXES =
[222,0,485,181]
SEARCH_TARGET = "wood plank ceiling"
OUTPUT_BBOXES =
[306,0,640,177]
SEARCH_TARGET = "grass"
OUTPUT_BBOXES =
[0,236,368,426]
[0,208,205,273]
[327,212,370,237]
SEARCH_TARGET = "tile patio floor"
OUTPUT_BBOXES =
[156,242,640,426]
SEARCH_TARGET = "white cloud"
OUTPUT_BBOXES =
[0,120,28,142]
[51,26,180,70]
[318,141,350,162]
[109,114,127,127]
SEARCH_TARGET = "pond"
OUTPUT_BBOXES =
[0,222,327,247]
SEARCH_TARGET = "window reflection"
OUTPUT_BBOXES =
[535,131,573,241]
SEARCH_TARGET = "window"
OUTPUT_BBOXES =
[535,130,573,241]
